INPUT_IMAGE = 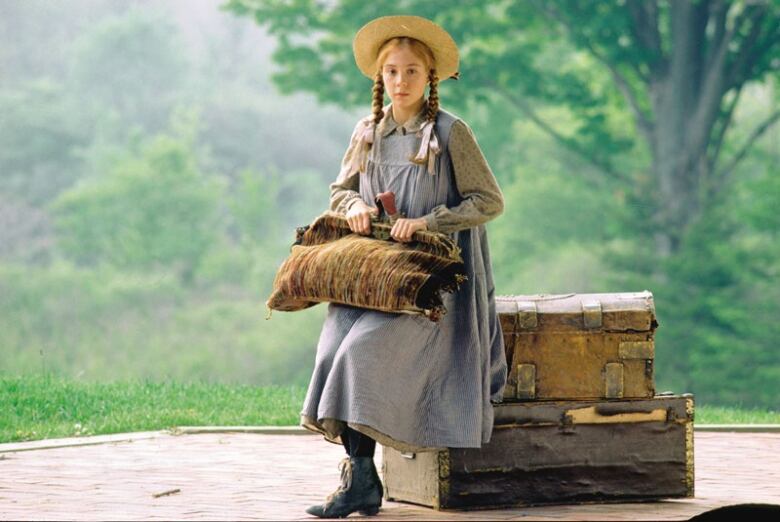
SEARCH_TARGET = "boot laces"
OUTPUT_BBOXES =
[325,457,353,503]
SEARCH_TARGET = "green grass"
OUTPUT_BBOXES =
[696,405,780,424]
[1,375,307,443]
[1,375,778,444]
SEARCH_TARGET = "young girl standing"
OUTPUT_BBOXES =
[300,15,507,518]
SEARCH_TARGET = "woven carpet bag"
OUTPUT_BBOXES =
[266,210,467,322]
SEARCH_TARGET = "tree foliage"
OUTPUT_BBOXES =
[70,7,189,133]
[50,131,221,284]
[225,0,780,406]
[225,0,780,251]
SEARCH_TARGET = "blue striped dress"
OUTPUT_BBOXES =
[300,107,507,452]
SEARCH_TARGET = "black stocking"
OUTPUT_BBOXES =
[341,426,376,458]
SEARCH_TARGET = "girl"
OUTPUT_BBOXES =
[301,15,507,518]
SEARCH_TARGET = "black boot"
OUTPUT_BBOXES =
[305,456,383,518]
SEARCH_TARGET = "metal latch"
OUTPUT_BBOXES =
[582,300,603,329]
[517,301,538,329]
[516,364,536,399]
[560,412,575,434]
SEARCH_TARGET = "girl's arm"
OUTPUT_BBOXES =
[329,118,371,215]
[422,119,505,233]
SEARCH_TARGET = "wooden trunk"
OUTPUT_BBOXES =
[382,395,694,510]
[496,291,657,400]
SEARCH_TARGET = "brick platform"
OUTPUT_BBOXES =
[1,432,778,520]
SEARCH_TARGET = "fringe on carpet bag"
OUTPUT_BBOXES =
[266,196,467,322]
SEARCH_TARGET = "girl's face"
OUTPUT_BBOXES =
[381,45,428,112]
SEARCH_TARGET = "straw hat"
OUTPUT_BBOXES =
[353,15,460,81]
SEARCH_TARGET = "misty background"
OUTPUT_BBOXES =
[1,0,778,409]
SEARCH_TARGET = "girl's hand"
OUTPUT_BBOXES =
[345,200,379,235]
[391,217,427,243]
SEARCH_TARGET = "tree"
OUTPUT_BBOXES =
[224,0,780,407]
[50,132,222,284]
[69,7,189,134]
[0,79,88,205]
[224,0,780,260]
[530,0,780,258]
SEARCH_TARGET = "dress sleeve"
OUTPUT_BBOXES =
[421,119,505,233]
[329,118,369,215]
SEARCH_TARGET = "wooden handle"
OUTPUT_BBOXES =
[375,191,398,217]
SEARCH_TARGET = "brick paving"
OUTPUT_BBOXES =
[1,431,779,520]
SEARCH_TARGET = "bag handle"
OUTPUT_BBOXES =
[373,191,403,225]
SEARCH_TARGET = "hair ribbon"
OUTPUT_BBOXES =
[415,120,440,175]
[348,120,376,175]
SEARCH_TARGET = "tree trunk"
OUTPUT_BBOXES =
[648,1,715,260]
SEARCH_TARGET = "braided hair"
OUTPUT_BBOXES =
[425,69,440,124]
[372,71,385,126]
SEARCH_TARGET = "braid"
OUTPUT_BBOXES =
[372,71,385,126]
[408,70,441,167]
[426,70,439,123]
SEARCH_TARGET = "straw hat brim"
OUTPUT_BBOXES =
[353,15,459,81]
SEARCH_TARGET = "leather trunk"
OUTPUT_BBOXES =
[382,395,694,510]
[496,291,657,400]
